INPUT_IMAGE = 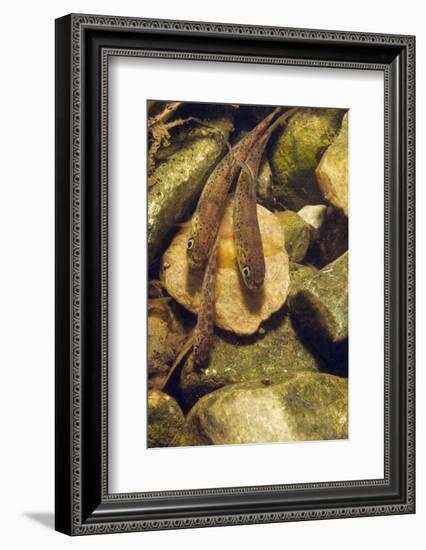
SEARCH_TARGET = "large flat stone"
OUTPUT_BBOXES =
[175,372,348,446]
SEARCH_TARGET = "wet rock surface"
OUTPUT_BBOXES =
[268,108,343,211]
[148,298,188,390]
[175,372,348,446]
[148,113,234,264]
[274,210,312,263]
[288,263,318,300]
[148,390,185,448]
[257,158,273,207]
[316,113,349,216]
[297,204,328,240]
[319,207,348,266]
[289,252,348,362]
[179,308,321,408]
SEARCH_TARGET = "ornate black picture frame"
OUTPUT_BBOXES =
[55,14,415,535]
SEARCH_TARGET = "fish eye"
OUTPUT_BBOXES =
[193,345,199,355]
[187,238,194,250]
[242,266,251,279]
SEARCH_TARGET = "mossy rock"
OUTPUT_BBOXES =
[268,108,344,211]
[316,112,349,216]
[288,262,318,300]
[175,372,348,446]
[289,251,348,362]
[148,114,234,264]
[179,308,321,408]
[275,210,311,263]
[147,390,185,448]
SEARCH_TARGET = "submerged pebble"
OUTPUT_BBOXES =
[147,390,185,448]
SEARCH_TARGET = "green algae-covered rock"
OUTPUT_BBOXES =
[180,308,320,408]
[289,252,348,362]
[175,372,348,446]
[148,116,233,264]
[268,109,344,211]
[275,210,311,263]
[147,390,185,448]
[316,112,349,216]
[288,262,318,301]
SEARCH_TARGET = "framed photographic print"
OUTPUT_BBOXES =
[55,14,415,535]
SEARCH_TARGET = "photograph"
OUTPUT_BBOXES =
[0,0,421,546]
[52,9,415,537]
[147,101,349,448]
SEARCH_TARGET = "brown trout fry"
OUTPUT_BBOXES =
[187,106,284,268]
[192,238,220,367]
[234,108,298,290]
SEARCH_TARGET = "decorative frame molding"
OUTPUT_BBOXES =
[55,14,415,535]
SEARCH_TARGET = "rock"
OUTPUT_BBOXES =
[148,280,168,299]
[180,308,321,407]
[257,158,273,206]
[274,210,311,263]
[298,204,328,240]
[161,196,290,336]
[154,110,235,163]
[289,252,348,362]
[268,108,344,211]
[288,263,318,300]
[319,207,348,266]
[175,372,348,446]
[148,390,185,448]
[148,114,234,264]
[316,113,349,216]
[148,299,188,390]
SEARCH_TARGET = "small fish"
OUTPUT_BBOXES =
[234,108,297,290]
[187,107,284,268]
[192,238,220,367]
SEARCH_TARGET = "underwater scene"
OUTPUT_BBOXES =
[147,101,348,448]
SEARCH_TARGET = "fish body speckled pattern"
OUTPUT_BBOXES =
[234,108,297,290]
[187,106,283,268]
[192,238,220,367]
